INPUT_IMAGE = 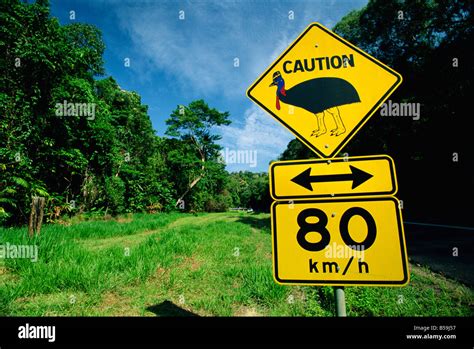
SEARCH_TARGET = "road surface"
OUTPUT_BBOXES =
[404,221,474,287]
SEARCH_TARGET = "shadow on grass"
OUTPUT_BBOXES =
[146,300,198,317]
[236,214,271,234]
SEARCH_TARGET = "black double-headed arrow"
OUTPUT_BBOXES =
[291,165,373,191]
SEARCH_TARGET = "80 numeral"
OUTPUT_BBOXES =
[297,207,376,252]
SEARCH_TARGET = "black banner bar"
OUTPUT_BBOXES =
[0,317,472,347]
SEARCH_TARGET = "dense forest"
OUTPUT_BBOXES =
[0,0,271,225]
[1,0,472,226]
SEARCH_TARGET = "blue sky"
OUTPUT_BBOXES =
[49,0,367,172]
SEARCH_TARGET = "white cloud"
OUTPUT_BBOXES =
[218,104,293,170]
[115,3,245,97]
[113,1,331,99]
[105,0,368,170]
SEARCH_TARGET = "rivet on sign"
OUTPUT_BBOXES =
[331,193,335,197]
[325,144,329,148]
[327,160,331,164]
[331,213,336,218]
[315,44,318,48]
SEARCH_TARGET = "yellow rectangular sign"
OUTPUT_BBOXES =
[271,197,409,286]
[247,22,402,158]
[269,155,397,200]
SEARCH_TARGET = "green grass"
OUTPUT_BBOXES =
[0,212,472,316]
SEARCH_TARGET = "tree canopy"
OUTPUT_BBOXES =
[0,0,256,225]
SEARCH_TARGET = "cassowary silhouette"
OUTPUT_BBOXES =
[270,71,360,137]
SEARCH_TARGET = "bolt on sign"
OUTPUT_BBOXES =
[247,22,402,158]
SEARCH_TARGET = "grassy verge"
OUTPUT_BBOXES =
[0,212,472,316]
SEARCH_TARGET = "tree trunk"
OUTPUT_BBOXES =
[175,174,203,207]
[81,167,91,212]
[175,149,206,207]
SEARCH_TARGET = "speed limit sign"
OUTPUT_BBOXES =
[271,197,409,286]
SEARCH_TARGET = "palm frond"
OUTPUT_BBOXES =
[12,177,29,188]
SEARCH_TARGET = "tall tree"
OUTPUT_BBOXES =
[165,100,230,206]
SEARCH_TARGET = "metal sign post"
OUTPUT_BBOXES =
[334,286,347,317]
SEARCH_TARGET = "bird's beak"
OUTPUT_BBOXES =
[269,81,277,87]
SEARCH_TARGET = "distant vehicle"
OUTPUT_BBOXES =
[229,207,254,213]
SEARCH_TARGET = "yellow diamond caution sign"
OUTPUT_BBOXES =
[271,197,409,286]
[270,155,397,200]
[247,22,402,158]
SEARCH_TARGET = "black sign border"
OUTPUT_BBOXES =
[247,23,402,159]
[271,197,409,285]
[269,155,397,200]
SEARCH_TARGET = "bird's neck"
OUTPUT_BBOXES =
[277,85,286,98]
[277,81,286,97]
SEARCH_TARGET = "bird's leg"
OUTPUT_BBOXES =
[311,113,320,136]
[311,112,327,137]
[328,107,346,136]
[317,112,327,136]
[328,108,338,134]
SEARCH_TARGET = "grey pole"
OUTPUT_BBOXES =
[334,286,347,316]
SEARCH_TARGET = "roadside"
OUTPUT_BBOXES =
[1,212,472,317]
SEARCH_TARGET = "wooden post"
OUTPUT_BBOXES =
[28,196,45,237]
[36,197,45,235]
[28,197,37,237]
